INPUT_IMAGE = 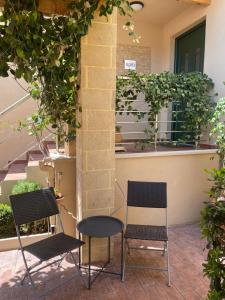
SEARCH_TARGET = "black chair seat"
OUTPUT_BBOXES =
[124,224,168,241]
[24,233,85,261]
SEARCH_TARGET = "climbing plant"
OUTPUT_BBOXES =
[200,86,225,300]
[116,71,214,145]
[210,96,225,168]
[200,168,225,300]
[0,0,133,140]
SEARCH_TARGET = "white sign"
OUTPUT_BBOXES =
[124,60,136,70]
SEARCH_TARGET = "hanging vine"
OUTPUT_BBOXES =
[0,0,133,140]
[116,71,214,146]
[200,88,225,300]
[200,169,225,300]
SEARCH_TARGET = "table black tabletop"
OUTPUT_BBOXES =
[77,215,124,238]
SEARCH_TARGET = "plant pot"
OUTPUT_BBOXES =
[115,132,123,143]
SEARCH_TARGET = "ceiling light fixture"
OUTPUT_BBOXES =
[130,1,144,11]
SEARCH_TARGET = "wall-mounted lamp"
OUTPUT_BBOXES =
[130,1,144,11]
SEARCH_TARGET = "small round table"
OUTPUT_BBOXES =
[77,215,124,289]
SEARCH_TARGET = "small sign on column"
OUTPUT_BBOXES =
[124,60,136,70]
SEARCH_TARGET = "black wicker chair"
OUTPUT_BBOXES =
[123,181,170,286]
[10,188,85,288]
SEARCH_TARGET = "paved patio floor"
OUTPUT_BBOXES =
[0,224,209,300]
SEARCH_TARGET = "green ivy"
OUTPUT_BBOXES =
[0,0,132,140]
[0,203,15,237]
[200,83,225,300]
[210,96,225,168]
[200,197,225,300]
[116,71,214,145]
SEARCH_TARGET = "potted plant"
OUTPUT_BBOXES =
[115,125,123,144]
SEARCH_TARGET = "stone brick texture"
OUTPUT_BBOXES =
[117,44,151,75]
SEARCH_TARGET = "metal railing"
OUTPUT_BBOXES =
[116,100,206,151]
[0,94,30,119]
[1,133,53,170]
[0,94,56,170]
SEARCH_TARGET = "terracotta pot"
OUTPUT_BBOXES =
[115,132,123,143]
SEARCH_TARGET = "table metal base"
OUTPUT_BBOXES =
[78,232,124,289]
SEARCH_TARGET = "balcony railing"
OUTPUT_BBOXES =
[116,99,208,151]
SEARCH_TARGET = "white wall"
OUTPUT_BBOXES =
[0,77,40,168]
[0,76,28,111]
[162,0,225,98]
[204,0,225,98]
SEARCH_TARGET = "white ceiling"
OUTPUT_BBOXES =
[121,0,193,25]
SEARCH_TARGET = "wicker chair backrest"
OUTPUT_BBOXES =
[127,181,167,208]
[10,188,59,226]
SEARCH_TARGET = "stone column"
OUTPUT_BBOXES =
[76,10,117,261]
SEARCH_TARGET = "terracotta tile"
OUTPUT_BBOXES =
[0,224,209,300]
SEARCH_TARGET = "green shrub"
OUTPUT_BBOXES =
[0,203,15,238]
[12,180,41,195]
[11,180,48,235]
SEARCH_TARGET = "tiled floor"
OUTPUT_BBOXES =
[0,224,209,300]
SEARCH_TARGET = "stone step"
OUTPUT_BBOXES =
[0,139,56,202]
[27,151,45,165]
[0,170,7,182]
[5,160,27,181]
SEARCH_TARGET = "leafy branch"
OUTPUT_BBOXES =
[116,71,214,146]
[0,0,133,140]
[200,82,225,300]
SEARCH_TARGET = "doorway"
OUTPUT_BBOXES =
[172,21,206,142]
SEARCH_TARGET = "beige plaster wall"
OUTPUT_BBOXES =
[117,18,163,73]
[52,158,76,237]
[118,1,225,98]
[0,100,38,168]
[162,0,225,98]
[115,151,218,226]
[117,44,151,75]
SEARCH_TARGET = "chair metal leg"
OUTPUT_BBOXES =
[69,250,87,288]
[14,249,20,274]
[78,232,81,269]
[108,237,111,264]
[88,236,91,289]
[122,237,127,282]
[126,240,131,255]
[57,253,67,268]
[20,250,35,288]
[166,241,171,287]
[121,231,124,281]
[21,270,28,285]
[162,241,167,256]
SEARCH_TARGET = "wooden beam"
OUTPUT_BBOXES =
[178,0,211,5]
[0,0,72,14]
[38,0,71,15]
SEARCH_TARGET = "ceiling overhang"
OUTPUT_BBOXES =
[0,0,73,15]
[0,0,211,15]
[178,0,211,5]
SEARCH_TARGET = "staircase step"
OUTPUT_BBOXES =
[8,159,27,165]
[5,161,27,181]
[0,170,7,182]
[44,140,56,149]
[28,152,45,163]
